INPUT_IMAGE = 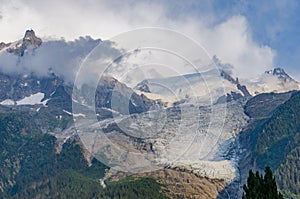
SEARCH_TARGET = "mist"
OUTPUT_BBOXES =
[0,37,124,83]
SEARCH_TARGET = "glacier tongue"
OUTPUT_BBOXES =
[152,100,248,182]
[76,99,249,182]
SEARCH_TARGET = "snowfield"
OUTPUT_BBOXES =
[16,92,47,105]
[0,92,48,106]
[134,70,241,105]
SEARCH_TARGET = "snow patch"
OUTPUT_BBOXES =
[72,98,79,103]
[50,90,56,96]
[63,132,76,144]
[63,109,72,115]
[16,92,48,106]
[63,109,86,117]
[0,99,15,105]
[73,113,86,117]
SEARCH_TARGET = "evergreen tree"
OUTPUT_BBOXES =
[242,167,284,199]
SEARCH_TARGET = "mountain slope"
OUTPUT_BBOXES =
[1,30,300,198]
[134,69,250,106]
[244,91,300,198]
[242,68,299,95]
[0,107,168,199]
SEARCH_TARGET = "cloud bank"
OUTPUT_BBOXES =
[0,37,125,83]
[0,0,275,80]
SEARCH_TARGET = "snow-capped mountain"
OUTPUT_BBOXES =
[1,30,298,107]
[266,67,297,83]
[134,65,299,105]
[1,30,300,198]
[0,30,164,118]
[242,67,299,95]
[134,69,251,106]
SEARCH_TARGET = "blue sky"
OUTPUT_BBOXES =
[243,1,300,79]
[0,0,299,80]
[156,0,300,79]
[220,1,298,78]
[221,0,300,79]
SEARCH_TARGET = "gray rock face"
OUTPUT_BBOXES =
[95,76,162,115]
[244,91,294,118]
[2,30,42,56]
[265,67,298,83]
[221,70,252,98]
[220,70,238,84]
[135,80,151,93]
[0,72,161,116]
[0,73,60,102]
[1,30,299,198]
[0,42,10,51]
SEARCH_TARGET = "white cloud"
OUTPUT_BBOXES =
[199,16,275,79]
[0,0,275,80]
[0,38,124,83]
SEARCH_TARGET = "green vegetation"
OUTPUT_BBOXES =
[12,171,168,199]
[251,91,300,198]
[32,106,73,131]
[242,167,283,199]
[275,146,300,197]
[254,92,300,169]
[0,108,168,198]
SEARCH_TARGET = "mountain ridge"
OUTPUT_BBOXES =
[0,29,299,198]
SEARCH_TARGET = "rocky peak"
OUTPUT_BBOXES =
[0,42,9,51]
[24,29,35,38]
[135,80,151,93]
[220,70,251,97]
[265,67,297,83]
[2,29,42,56]
[273,67,286,75]
[22,29,42,48]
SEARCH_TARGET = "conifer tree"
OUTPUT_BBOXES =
[242,167,284,199]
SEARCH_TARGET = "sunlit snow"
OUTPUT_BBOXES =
[16,92,47,106]
[0,99,15,105]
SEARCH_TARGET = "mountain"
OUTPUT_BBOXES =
[0,29,42,56]
[241,67,299,95]
[0,30,170,198]
[134,69,251,106]
[0,30,162,116]
[0,30,300,198]
[265,67,298,83]
[0,106,169,198]
[0,72,161,118]
[239,91,300,198]
[134,62,299,107]
[253,92,300,196]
